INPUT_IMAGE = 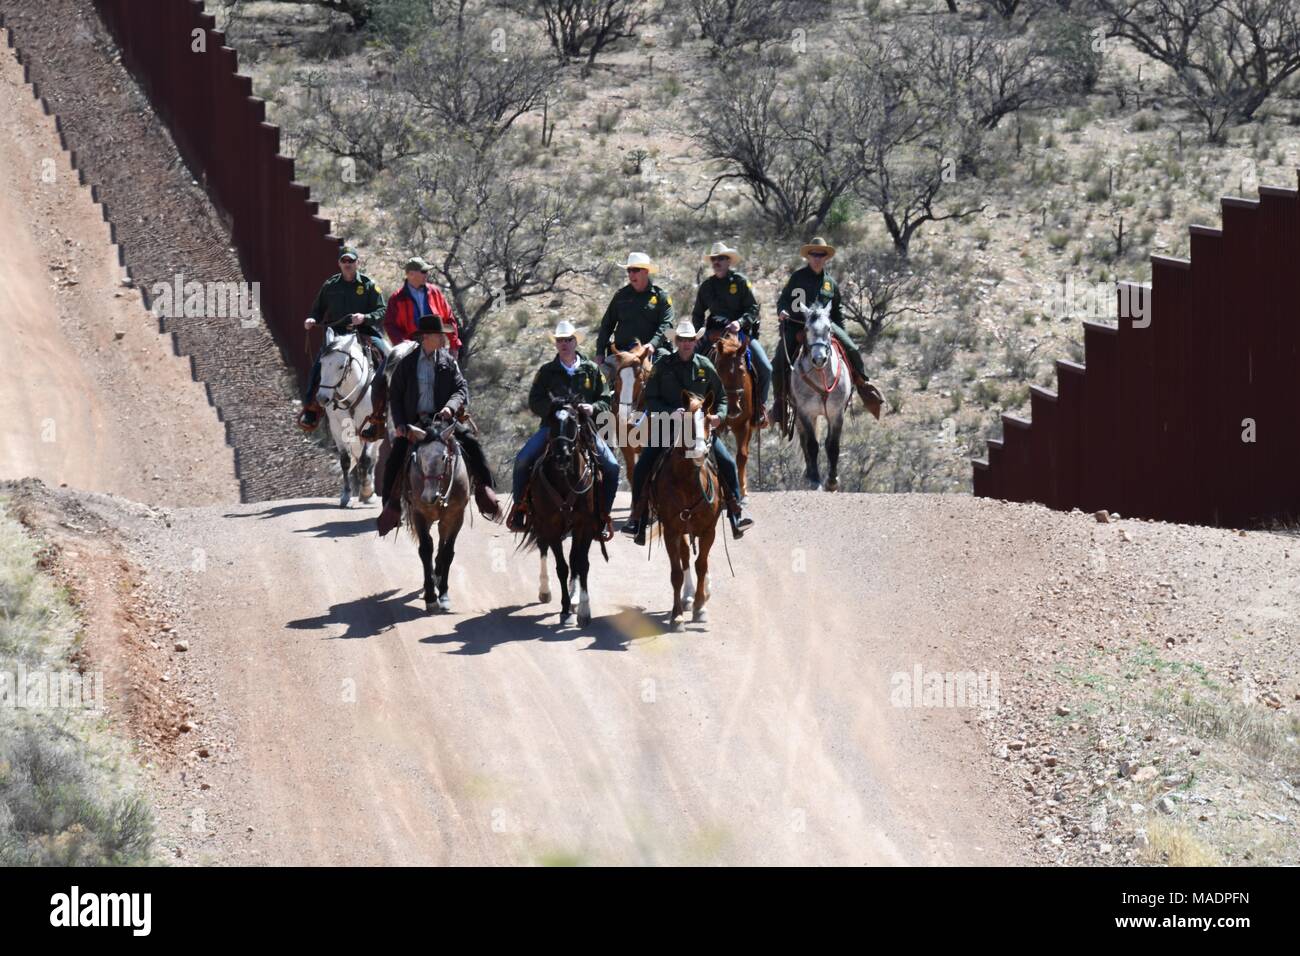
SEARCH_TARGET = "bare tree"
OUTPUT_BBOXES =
[1098,0,1300,142]
[380,143,586,366]
[503,0,648,66]
[688,0,830,50]
[836,248,931,352]
[294,71,425,175]
[397,1,559,152]
[691,54,862,234]
[843,30,989,256]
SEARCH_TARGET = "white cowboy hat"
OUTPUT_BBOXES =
[671,318,704,340]
[550,319,583,342]
[615,251,657,274]
[799,236,836,260]
[704,241,740,265]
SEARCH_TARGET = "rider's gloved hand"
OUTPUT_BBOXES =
[436,407,454,422]
[349,313,365,327]
[577,403,594,417]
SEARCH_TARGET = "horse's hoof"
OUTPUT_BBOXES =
[437,594,452,613]
[339,495,351,508]
[424,600,437,614]
[577,610,591,627]
[825,479,838,492]
[538,590,551,604]
[670,617,684,632]
[692,607,709,624]
[559,611,574,626]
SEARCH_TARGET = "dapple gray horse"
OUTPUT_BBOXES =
[316,331,381,507]
[788,301,852,491]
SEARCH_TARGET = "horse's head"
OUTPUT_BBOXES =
[412,425,457,506]
[317,333,365,404]
[545,392,584,474]
[610,341,652,414]
[679,391,710,464]
[801,302,834,370]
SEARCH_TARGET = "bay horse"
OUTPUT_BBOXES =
[316,331,381,507]
[400,421,470,613]
[708,331,756,501]
[788,301,852,491]
[515,397,608,627]
[606,342,654,477]
[647,393,722,631]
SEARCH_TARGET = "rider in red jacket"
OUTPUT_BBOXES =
[384,257,462,359]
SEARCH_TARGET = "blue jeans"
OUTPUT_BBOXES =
[748,337,772,406]
[513,427,620,514]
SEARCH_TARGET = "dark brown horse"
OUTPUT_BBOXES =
[606,342,654,477]
[514,398,608,627]
[709,332,756,501]
[400,422,470,613]
[647,393,723,631]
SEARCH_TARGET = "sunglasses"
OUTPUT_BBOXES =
[626,267,647,275]
[807,252,828,259]
[556,336,576,344]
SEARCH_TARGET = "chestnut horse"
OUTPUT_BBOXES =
[708,332,756,501]
[646,394,723,631]
[515,398,608,627]
[606,342,654,477]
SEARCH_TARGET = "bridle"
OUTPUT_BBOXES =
[533,403,596,516]
[318,336,374,413]
[710,334,749,424]
[413,422,460,509]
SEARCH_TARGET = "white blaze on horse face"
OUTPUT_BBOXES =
[688,407,707,457]
[618,366,635,412]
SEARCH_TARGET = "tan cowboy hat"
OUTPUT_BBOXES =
[704,241,740,265]
[671,318,704,340]
[615,251,657,274]
[549,319,583,342]
[799,236,836,260]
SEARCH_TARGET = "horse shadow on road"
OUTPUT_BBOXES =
[223,501,344,521]
[286,587,428,640]
[421,603,649,655]
[292,510,379,539]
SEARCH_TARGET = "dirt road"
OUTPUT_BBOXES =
[150,491,1029,866]
[0,39,237,505]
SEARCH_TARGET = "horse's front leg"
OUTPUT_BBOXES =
[553,543,573,626]
[824,411,843,492]
[734,423,751,501]
[432,509,463,613]
[538,551,551,603]
[415,515,436,611]
[570,534,592,627]
[692,525,715,624]
[798,416,821,490]
[667,532,686,631]
[338,446,353,507]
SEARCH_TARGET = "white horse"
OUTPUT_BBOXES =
[788,301,853,491]
[316,331,381,507]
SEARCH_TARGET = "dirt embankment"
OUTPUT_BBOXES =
[0,0,338,501]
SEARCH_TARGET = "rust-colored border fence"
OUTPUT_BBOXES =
[974,177,1300,528]
[94,0,341,382]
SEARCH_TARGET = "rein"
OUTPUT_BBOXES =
[319,338,375,413]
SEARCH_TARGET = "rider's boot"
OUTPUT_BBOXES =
[856,378,884,420]
[298,401,323,432]
[359,375,388,442]
[622,499,646,543]
[726,495,753,539]
[473,483,502,522]
[376,498,402,537]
